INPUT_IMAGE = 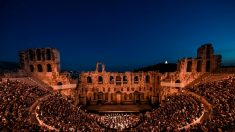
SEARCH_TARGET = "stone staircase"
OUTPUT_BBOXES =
[27,77,53,90]
[3,77,52,91]
[184,73,210,88]
[185,73,234,88]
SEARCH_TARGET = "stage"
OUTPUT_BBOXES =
[86,104,152,113]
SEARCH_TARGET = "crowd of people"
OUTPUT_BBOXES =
[97,113,142,130]
[0,79,49,131]
[36,93,104,131]
[187,75,235,131]
[136,94,204,131]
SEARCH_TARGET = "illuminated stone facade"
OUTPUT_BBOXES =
[18,44,222,104]
[19,48,71,86]
[160,44,222,99]
[78,63,161,105]
[177,44,221,73]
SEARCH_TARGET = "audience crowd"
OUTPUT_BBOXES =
[187,75,235,131]
[1,74,235,131]
[135,94,204,131]
[36,93,104,131]
[0,79,49,131]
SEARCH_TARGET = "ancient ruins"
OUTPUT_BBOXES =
[18,43,222,105]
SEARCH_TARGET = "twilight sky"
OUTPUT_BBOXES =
[1,0,235,71]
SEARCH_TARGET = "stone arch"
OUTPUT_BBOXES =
[87,76,92,83]
[98,76,103,84]
[186,61,192,72]
[145,75,150,83]
[175,80,181,83]
[111,93,114,101]
[36,49,41,61]
[110,76,114,84]
[116,75,121,85]
[37,64,43,72]
[123,75,128,84]
[98,92,103,100]
[129,93,133,100]
[46,49,51,60]
[96,62,105,72]
[93,93,97,100]
[197,60,202,72]
[29,65,34,72]
[29,49,34,61]
[124,93,127,100]
[206,60,210,72]
[134,76,139,84]
[47,64,52,72]
[105,93,108,101]
[57,82,63,85]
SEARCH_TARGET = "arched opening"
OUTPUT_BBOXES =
[175,80,181,83]
[134,76,139,84]
[124,93,127,100]
[29,65,34,72]
[105,93,108,101]
[129,93,133,100]
[206,60,211,72]
[94,93,97,100]
[98,92,103,100]
[116,76,121,85]
[145,75,150,83]
[29,49,34,61]
[47,64,52,72]
[197,60,202,72]
[57,82,63,85]
[123,75,128,84]
[36,49,41,61]
[46,49,51,60]
[98,76,103,84]
[37,64,43,72]
[110,76,114,84]
[134,92,141,104]
[87,76,92,83]
[186,61,192,72]
[111,93,114,101]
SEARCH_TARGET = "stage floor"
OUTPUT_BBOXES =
[86,104,152,113]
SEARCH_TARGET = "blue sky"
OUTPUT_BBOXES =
[1,0,235,71]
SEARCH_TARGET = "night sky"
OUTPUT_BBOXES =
[1,0,235,71]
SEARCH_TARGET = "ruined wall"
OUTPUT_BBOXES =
[161,43,221,87]
[78,63,161,105]
[19,48,71,86]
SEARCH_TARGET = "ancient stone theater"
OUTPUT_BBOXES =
[18,44,222,105]
[78,63,161,105]
[3,43,235,131]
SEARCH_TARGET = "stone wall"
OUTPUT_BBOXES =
[78,63,161,105]
[19,48,71,87]
[161,44,221,87]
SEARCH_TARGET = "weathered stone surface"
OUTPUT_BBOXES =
[19,48,70,86]
[78,63,161,105]
[18,44,222,105]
